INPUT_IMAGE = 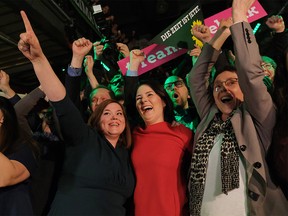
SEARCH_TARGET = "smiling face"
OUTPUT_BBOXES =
[261,62,275,81]
[164,76,190,109]
[261,56,276,81]
[136,84,166,126]
[213,71,244,121]
[100,102,125,145]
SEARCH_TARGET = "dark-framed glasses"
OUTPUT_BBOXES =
[213,78,238,92]
[164,80,184,91]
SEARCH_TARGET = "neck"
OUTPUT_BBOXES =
[105,136,119,148]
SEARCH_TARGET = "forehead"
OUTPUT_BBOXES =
[137,84,154,94]
[92,88,111,98]
[164,76,181,84]
[105,102,122,111]
[214,71,238,82]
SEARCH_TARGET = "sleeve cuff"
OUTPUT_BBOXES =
[67,64,82,77]
[126,70,138,77]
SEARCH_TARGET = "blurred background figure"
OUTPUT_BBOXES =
[164,75,199,132]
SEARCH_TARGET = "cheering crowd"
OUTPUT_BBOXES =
[0,0,288,215]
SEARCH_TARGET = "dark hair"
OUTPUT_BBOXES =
[208,65,237,96]
[88,99,132,148]
[135,79,175,127]
[0,96,39,157]
[212,65,237,82]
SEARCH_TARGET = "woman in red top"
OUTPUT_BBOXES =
[126,50,193,216]
[132,80,192,216]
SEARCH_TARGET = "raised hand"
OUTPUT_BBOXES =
[191,25,212,43]
[71,37,92,68]
[18,11,44,62]
[93,41,104,60]
[116,43,130,58]
[219,17,233,29]
[84,55,94,74]
[232,0,255,23]
[18,10,66,102]
[188,44,202,57]
[129,49,145,71]
[72,37,93,57]
[84,55,98,89]
[266,15,285,33]
[0,70,16,98]
[0,70,10,90]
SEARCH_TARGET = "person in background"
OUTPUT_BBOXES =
[261,55,277,81]
[164,75,199,132]
[259,14,288,72]
[65,38,115,122]
[13,86,64,215]
[108,73,125,104]
[18,11,135,215]
[66,39,129,120]
[187,0,288,215]
[267,37,288,200]
[0,95,38,215]
[261,55,277,95]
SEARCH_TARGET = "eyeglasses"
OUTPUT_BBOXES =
[164,80,184,91]
[213,78,238,92]
[261,63,274,70]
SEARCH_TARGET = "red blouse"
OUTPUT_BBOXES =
[131,122,193,216]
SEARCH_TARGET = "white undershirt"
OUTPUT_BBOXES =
[201,134,248,216]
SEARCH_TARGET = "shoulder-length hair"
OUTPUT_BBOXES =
[88,99,132,148]
[135,79,175,128]
[0,96,39,157]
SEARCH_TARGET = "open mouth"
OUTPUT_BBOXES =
[173,93,179,99]
[264,71,271,78]
[142,106,153,113]
[221,96,233,103]
[110,122,120,126]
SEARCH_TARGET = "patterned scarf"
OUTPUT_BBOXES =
[189,113,239,216]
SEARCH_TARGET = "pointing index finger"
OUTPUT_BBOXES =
[20,10,34,33]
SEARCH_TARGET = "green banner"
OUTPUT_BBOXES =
[150,1,204,50]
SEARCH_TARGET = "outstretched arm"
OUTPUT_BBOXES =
[231,0,276,152]
[18,11,65,102]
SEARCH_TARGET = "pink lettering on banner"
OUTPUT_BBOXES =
[118,44,187,76]
[204,0,267,35]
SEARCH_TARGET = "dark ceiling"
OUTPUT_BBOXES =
[0,0,287,94]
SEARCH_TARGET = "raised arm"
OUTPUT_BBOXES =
[188,20,232,119]
[14,86,45,136]
[18,11,65,102]
[231,0,276,150]
[84,55,99,89]
[124,49,145,128]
